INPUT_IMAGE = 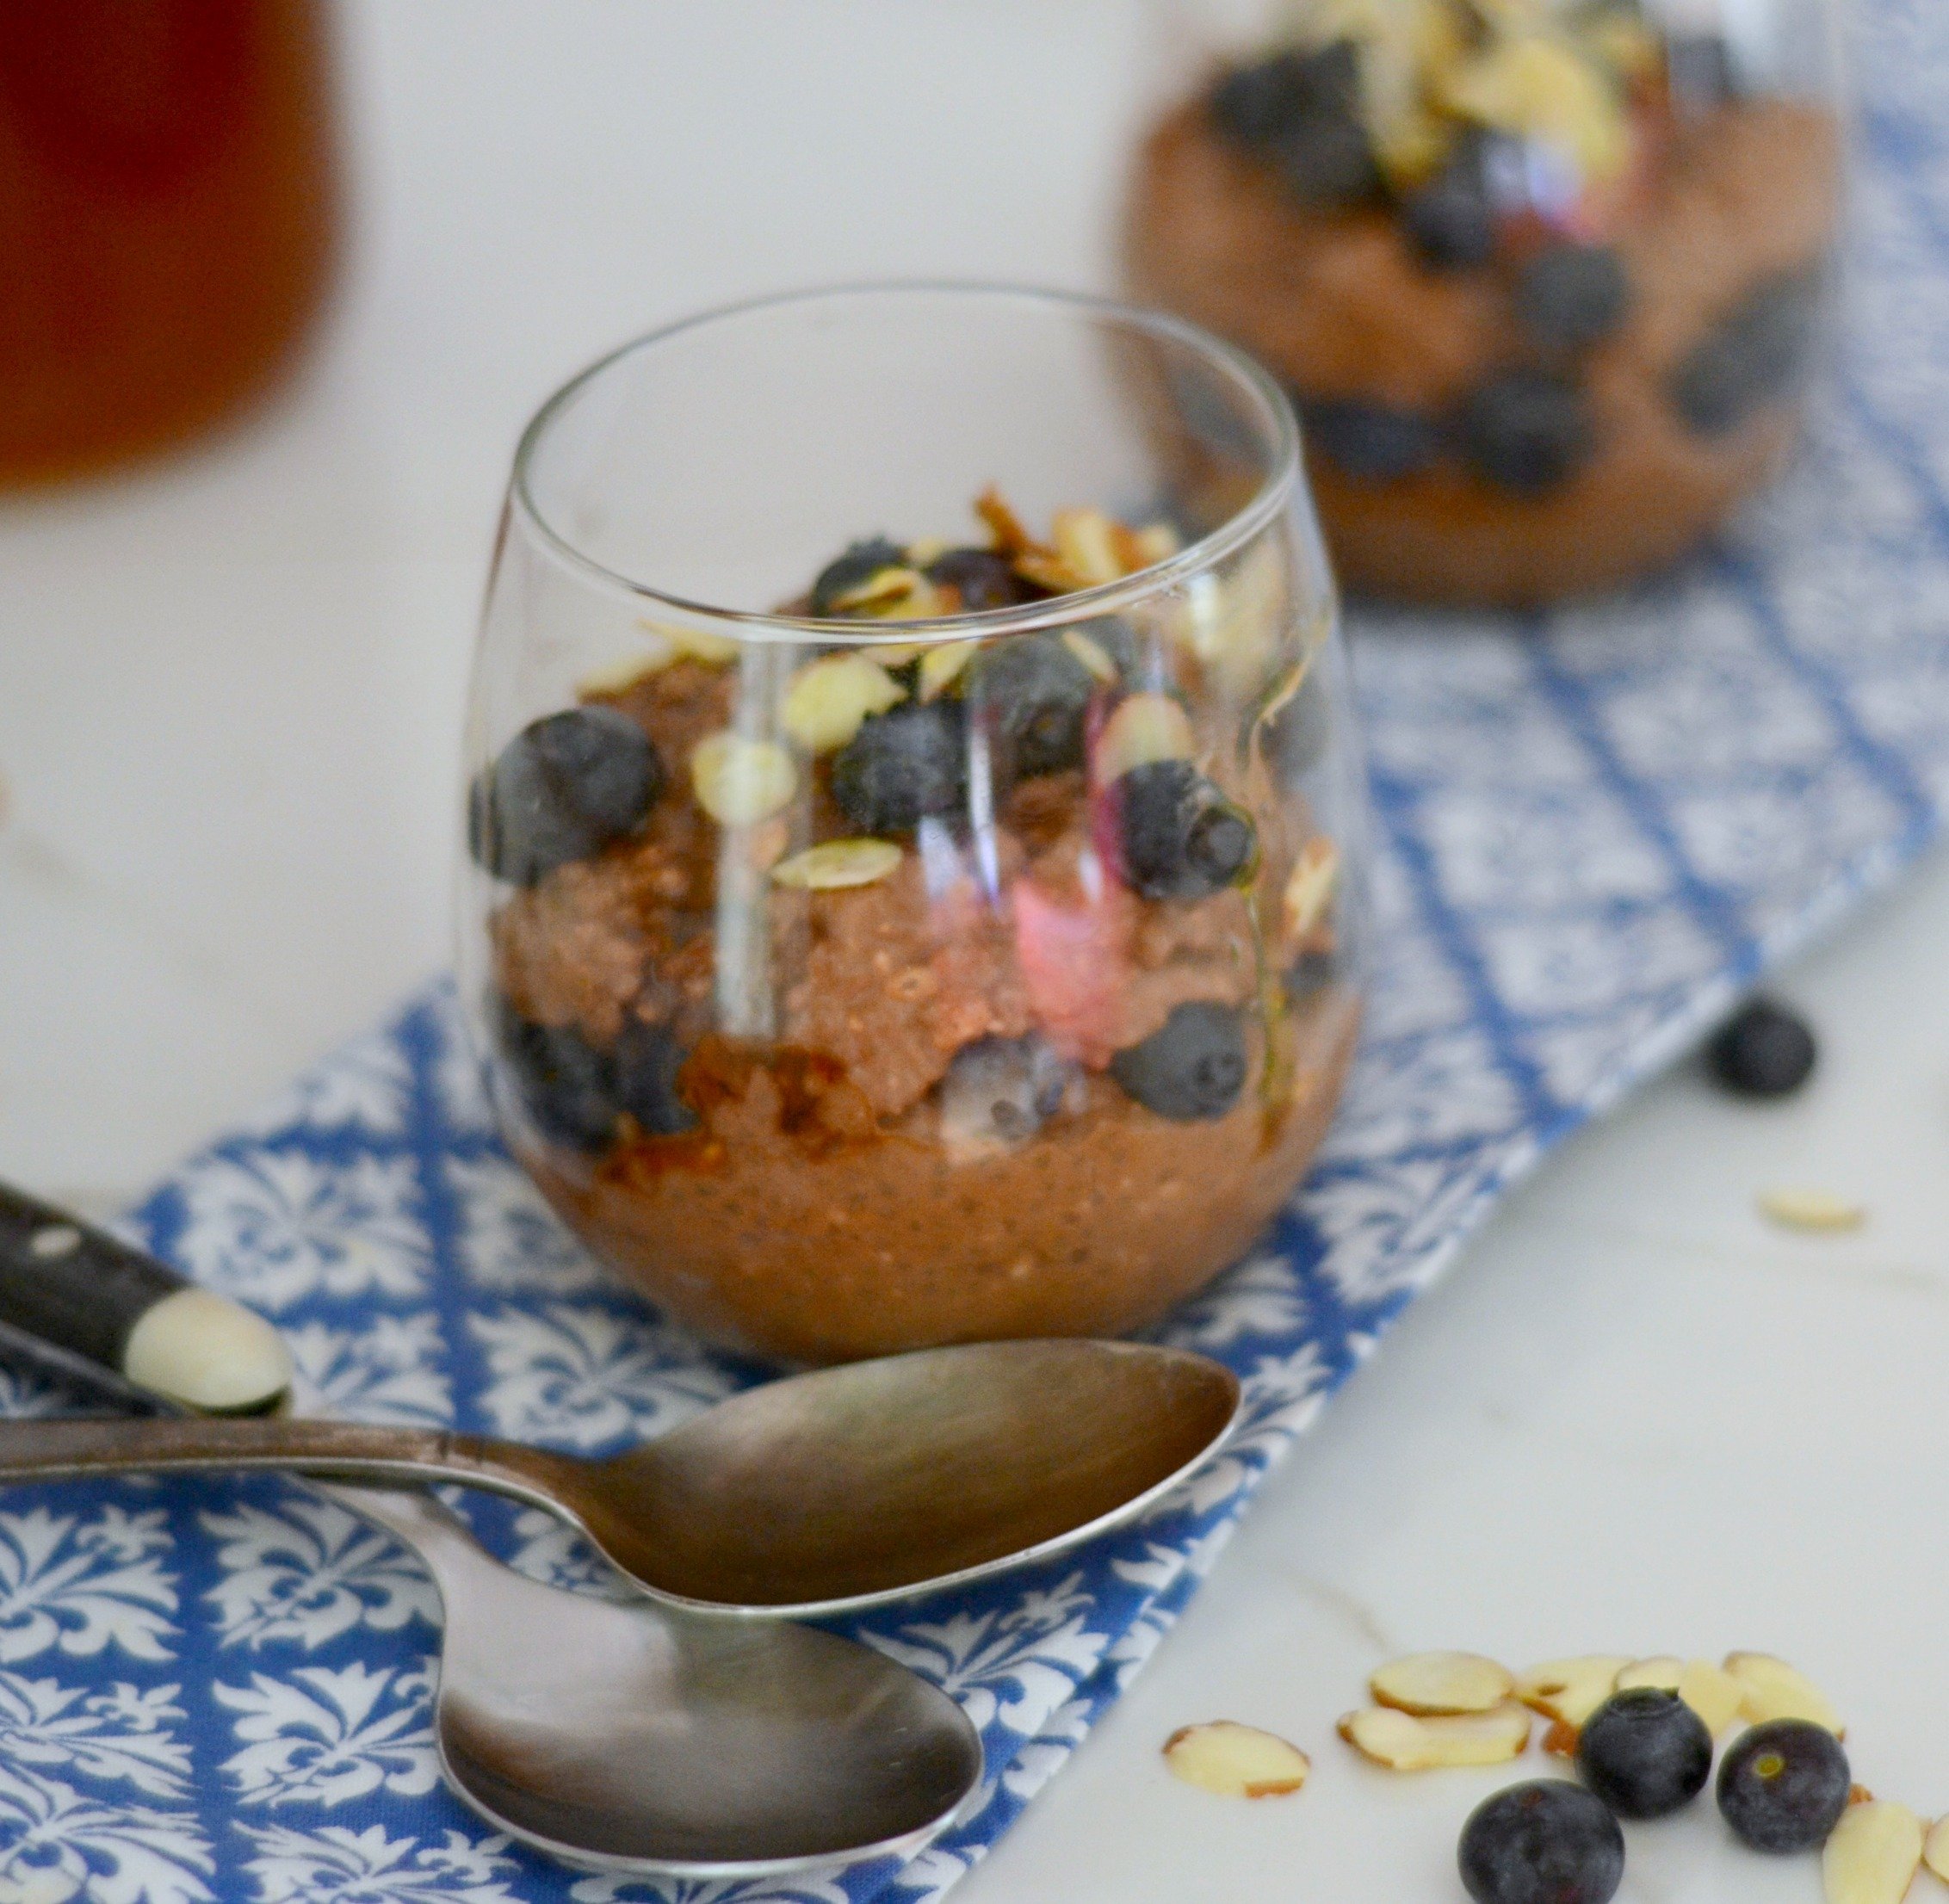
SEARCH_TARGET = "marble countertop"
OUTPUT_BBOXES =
[1,5,1943,1898]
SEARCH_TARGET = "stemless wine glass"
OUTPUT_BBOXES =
[457,285,1371,1365]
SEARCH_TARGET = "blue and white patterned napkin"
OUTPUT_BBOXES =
[3,7,1949,1898]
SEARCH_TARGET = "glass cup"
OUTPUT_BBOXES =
[1127,0,1847,606]
[458,285,1370,1364]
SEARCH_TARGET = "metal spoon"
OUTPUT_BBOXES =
[0,1337,1240,1615]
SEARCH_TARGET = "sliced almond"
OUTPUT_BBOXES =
[826,564,925,615]
[1725,1653,1844,1735]
[1759,1189,1866,1233]
[1823,1800,1923,1904]
[690,733,797,828]
[1095,692,1195,783]
[1514,1657,1631,1731]
[781,655,906,755]
[1051,508,1128,588]
[1161,1722,1310,1798]
[1921,1815,1949,1882]
[1615,1656,1685,1694]
[1131,521,1182,565]
[1283,837,1340,945]
[1061,628,1119,683]
[1369,1652,1514,1717]
[770,838,902,892]
[918,641,980,702]
[1542,1719,1579,1759]
[1676,1660,1745,1738]
[1337,1702,1530,1771]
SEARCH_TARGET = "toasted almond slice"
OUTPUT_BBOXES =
[1337,1702,1530,1771]
[1676,1660,1745,1738]
[1542,1718,1579,1759]
[1370,1652,1514,1717]
[1824,1801,1923,1904]
[782,654,906,755]
[690,734,797,827]
[1615,1657,1685,1694]
[1514,1657,1631,1730]
[827,564,925,615]
[1132,521,1182,565]
[1061,628,1119,683]
[770,839,902,892]
[918,641,980,701]
[1921,1815,1949,1882]
[1759,1189,1866,1233]
[1095,692,1195,783]
[1052,508,1128,587]
[1284,837,1340,945]
[1725,1654,1844,1735]
[1162,1722,1310,1798]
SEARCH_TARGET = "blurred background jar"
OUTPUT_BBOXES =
[1126,0,1846,606]
[0,0,337,490]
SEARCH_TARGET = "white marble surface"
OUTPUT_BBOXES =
[0,5,1944,1899]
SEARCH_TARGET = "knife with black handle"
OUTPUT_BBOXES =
[0,1181,291,1415]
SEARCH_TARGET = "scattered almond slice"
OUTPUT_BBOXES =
[1369,1652,1514,1717]
[578,620,741,696]
[1338,1702,1530,1771]
[1284,837,1340,945]
[1921,1815,1949,1882]
[1161,1722,1310,1798]
[919,642,980,702]
[1051,508,1128,588]
[1542,1719,1579,1759]
[1095,692,1195,782]
[1823,1800,1922,1904]
[1130,520,1181,566]
[1061,628,1119,683]
[1676,1660,1746,1738]
[1615,1656,1684,1693]
[781,654,906,754]
[826,564,927,616]
[1759,1189,1866,1233]
[1515,1657,1631,1731]
[690,734,797,828]
[1725,1653,1844,1735]
[770,839,902,891]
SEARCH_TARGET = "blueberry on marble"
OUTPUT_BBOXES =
[469,708,664,886]
[1458,371,1593,494]
[1115,761,1257,900]
[811,537,908,615]
[1576,1690,1713,1820]
[1210,42,1377,205]
[1301,396,1442,482]
[612,1018,697,1136]
[1401,130,1500,269]
[1459,1781,1625,1904]
[1110,1003,1248,1122]
[925,546,1033,613]
[1707,998,1816,1097]
[494,1007,619,1152]
[938,1034,1069,1147]
[830,699,968,833]
[1518,244,1631,353]
[968,633,1098,779]
[1670,270,1822,436]
[1717,1721,1851,1852]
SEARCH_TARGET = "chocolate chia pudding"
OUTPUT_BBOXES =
[470,494,1360,1363]
[1126,6,1842,605]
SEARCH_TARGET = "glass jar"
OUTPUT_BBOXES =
[458,285,1370,1364]
[1127,0,1845,605]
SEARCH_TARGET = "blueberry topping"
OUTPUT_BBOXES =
[1518,244,1631,353]
[1717,1720,1852,1852]
[1708,998,1817,1097]
[1671,269,1822,436]
[811,537,908,615]
[1458,371,1594,495]
[925,547,1034,614]
[1114,761,1257,900]
[968,633,1098,779]
[1667,32,1738,112]
[1575,1690,1713,1820]
[1110,1003,1248,1122]
[1401,130,1500,269]
[469,708,664,886]
[938,1034,1069,1147]
[1458,1780,1625,1904]
[493,1007,620,1153]
[830,699,968,832]
[1210,42,1377,206]
[1301,395,1442,482]
[612,1018,697,1136]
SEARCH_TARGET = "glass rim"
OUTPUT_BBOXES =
[507,281,1303,644]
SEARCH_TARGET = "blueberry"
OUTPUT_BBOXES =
[1518,244,1632,353]
[612,1018,696,1136]
[1717,1720,1852,1852]
[811,537,908,615]
[1459,1780,1625,1904]
[1110,1002,1248,1122]
[1284,948,1340,1003]
[968,633,1098,779]
[1401,130,1500,269]
[1458,371,1594,494]
[830,699,968,833]
[1210,42,1377,205]
[493,1006,619,1153]
[1671,269,1822,436]
[469,708,664,886]
[1707,998,1816,1098]
[1114,761,1257,900]
[938,1034,1069,1147]
[1667,32,1738,112]
[1576,1689,1713,1819]
[1300,395,1442,482]
[925,546,1035,614]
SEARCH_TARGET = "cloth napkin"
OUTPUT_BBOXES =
[3,6,1948,1897]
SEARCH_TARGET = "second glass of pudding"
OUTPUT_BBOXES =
[460,285,1370,1363]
